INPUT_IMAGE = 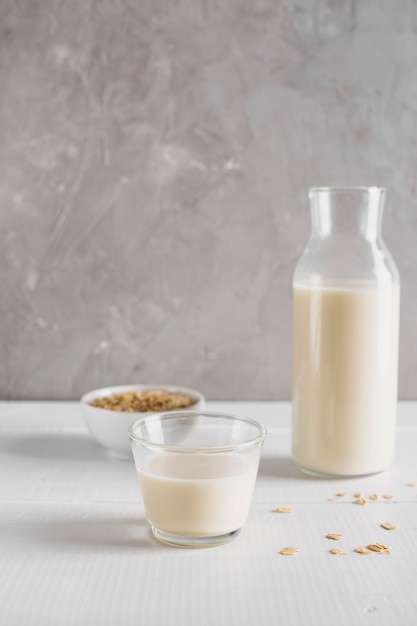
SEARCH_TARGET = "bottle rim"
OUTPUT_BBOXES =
[309,186,386,194]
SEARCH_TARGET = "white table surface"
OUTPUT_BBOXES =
[1,401,417,626]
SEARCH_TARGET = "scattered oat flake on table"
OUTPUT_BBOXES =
[380,522,398,531]
[367,543,392,554]
[382,494,394,499]
[354,492,362,498]
[279,547,299,556]
[328,492,348,501]
[355,498,367,505]
[407,481,417,487]
[354,547,372,555]
[369,493,378,500]
[275,506,293,514]
[326,533,343,541]
[329,548,346,555]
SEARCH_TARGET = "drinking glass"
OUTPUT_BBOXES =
[129,411,266,547]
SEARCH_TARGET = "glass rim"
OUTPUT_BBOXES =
[309,186,386,194]
[128,410,267,452]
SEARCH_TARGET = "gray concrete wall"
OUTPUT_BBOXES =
[2,0,417,400]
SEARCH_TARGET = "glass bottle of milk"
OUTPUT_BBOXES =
[292,187,400,477]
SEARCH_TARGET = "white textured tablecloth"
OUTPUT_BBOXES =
[1,401,417,626]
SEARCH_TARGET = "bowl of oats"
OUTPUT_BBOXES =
[81,384,205,458]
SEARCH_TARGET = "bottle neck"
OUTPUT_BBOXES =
[309,187,385,240]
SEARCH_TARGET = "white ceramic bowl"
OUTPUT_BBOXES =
[81,384,205,459]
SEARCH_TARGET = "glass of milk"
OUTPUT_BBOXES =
[292,187,400,478]
[129,411,266,547]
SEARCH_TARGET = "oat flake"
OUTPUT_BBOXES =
[279,547,299,556]
[326,533,343,541]
[355,498,367,506]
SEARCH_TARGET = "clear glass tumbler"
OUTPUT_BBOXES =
[129,411,266,547]
[292,187,400,477]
